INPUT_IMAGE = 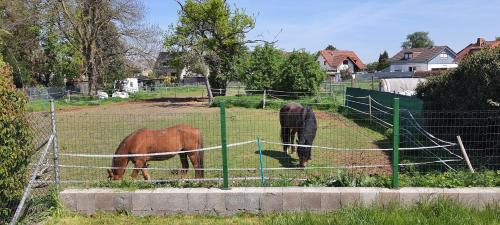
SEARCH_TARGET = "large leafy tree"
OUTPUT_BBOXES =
[244,43,284,90]
[376,50,390,71]
[273,50,326,94]
[164,0,256,102]
[401,32,434,49]
[0,0,43,87]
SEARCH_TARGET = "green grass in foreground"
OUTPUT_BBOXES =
[44,199,500,225]
[81,169,500,190]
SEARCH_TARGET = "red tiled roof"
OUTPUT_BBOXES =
[320,50,366,70]
[455,38,500,62]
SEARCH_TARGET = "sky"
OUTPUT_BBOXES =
[144,0,500,63]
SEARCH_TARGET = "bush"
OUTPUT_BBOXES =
[0,60,32,223]
[244,43,284,90]
[416,47,500,110]
[273,50,326,95]
[415,48,500,168]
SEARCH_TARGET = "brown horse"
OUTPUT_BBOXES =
[107,124,204,180]
[280,103,317,167]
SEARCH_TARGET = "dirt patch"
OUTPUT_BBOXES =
[315,111,351,128]
[57,98,216,115]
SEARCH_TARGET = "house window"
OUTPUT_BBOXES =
[439,53,448,58]
[404,52,413,60]
[130,82,133,87]
[343,60,349,65]
[408,66,416,72]
[323,61,327,65]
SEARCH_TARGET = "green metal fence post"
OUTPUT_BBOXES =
[392,98,400,189]
[220,101,230,189]
[257,137,265,186]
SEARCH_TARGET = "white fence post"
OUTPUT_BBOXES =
[457,136,475,173]
[262,90,266,109]
[50,99,61,190]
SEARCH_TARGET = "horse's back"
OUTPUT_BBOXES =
[280,103,305,128]
[116,125,202,155]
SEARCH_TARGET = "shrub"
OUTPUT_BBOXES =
[416,47,500,110]
[0,60,32,223]
[273,50,326,95]
[244,43,284,90]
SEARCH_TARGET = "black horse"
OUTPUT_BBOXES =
[279,103,317,167]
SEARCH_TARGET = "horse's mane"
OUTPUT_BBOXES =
[301,106,317,141]
[112,131,138,167]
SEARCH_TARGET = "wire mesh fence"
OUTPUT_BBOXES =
[6,105,55,225]
[10,85,500,222]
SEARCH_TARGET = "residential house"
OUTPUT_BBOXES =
[455,38,500,62]
[153,52,182,78]
[153,52,204,84]
[389,46,457,72]
[317,50,366,79]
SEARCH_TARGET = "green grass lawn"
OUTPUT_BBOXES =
[55,106,390,188]
[43,200,500,225]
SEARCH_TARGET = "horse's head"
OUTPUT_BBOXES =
[107,169,119,180]
[107,157,127,180]
[297,107,317,167]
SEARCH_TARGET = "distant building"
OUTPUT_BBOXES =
[317,50,366,76]
[455,38,500,62]
[153,52,181,78]
[153,52,204,84]
[389,46,457,72]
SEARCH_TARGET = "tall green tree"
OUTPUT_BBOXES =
[325,44,336,51]
[273,50,326,94]
[376,50,390,71]
[496,36,500,41]
[401,32,434,49]
[164,0,256,102]
[0,0,44,87]
[244,43,284,90]
[42,28,82,87]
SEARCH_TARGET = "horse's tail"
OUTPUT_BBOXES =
[199,133,204,169]
[197,131,204,178]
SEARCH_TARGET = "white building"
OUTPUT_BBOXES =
[317,50,366,82]
[389,46,458,72]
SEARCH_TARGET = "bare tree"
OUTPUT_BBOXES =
[57,0,158,95]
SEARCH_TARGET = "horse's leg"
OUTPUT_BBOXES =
[179,152,189,177]
[187,152,203,178]
[281,127,290,153]
[290,130,297,154]
[130,159,139,179]
[132,159,150,180]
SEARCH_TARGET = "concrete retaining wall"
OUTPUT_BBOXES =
[59,187,500,215]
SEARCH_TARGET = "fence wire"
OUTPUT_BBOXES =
[12,86,500,222]
[6,108,54,225]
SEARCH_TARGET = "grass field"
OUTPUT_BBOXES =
[27,86,207,112]
[54,99,391,187]
[43,199,500,225]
